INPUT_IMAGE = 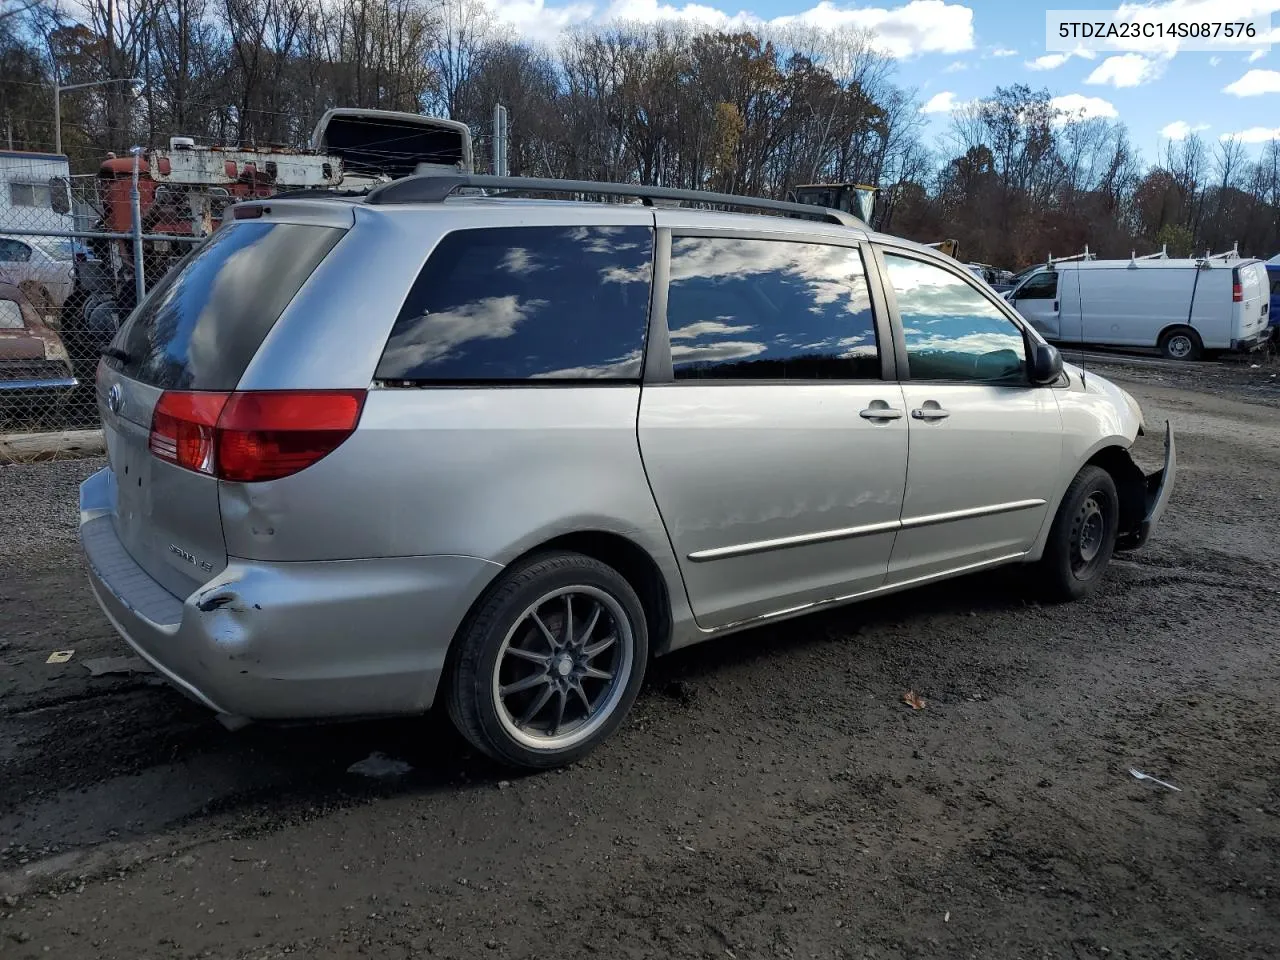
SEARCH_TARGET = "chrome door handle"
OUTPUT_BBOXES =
[911,407,951,421]
[859,407,904,421]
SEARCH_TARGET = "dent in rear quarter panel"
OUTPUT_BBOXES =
[218,386,692,638]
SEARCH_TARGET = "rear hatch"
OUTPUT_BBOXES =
[97,219,345,598]
[1232,261,1268,339]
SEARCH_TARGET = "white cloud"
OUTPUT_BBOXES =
[1247,49,1266,63]
[1027,53,1071,70]
[600,0,740,28]
[920,91,960,113]
[1223,69,1280,95]
[488,0,595,41]
[1050,93,1118,122]
[1085,53,1164,87]
[1026,47,1096,71]
[770,0,976,57]
[943,60,967,72]
[1220,126,1280,143]
[1209,55,1222,66]
[989,46,1018,57]
[1160,120,1210,140]
[488,0,977,55]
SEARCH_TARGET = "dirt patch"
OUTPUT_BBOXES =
[0,374,1278,959]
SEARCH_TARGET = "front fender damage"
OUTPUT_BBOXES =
[1114,421,1176,551]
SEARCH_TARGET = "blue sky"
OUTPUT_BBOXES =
[487,0,1280,164]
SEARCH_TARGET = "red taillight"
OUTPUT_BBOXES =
[148,390,364,482]
[1232,282,1243,302]
[149,391,228,474]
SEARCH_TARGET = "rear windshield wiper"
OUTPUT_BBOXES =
[100,346,131,364]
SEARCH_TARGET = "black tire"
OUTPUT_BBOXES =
[1039,466,1120,602]
[1158,326,1203,361]
[446,551,649,769]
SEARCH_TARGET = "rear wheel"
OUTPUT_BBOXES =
[446,552,648,769]
[1158,326,1202,361]
[1038,466,1119,602]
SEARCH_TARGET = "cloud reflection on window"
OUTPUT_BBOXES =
[666,236,879,381]
[381,295,545,371]
[883,254,1026,382]
[376,226,652,382]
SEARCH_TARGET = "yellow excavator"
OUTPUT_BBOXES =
[788,182,880,225]
[926,239,961,259]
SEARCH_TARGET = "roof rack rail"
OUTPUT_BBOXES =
[266,188,371,201]
[362,174,864,228]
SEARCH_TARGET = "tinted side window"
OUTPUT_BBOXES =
[882,253,1027,383]
[376,226,653,382]
[1017,272,1057,300]
[666,237,878,381]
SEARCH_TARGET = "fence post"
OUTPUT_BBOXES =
[130,146,146,307]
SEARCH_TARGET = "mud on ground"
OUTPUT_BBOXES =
[0,367,1277,960]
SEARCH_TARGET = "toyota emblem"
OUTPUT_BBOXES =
[106,383,124,415]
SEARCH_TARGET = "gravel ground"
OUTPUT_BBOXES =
[0,363,1278,960]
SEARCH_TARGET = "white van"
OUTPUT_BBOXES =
[1006,257,1272,360]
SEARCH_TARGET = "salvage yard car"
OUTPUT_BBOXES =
[79,175,1175,769]
[0,282,77,413]
[0,235,78,319]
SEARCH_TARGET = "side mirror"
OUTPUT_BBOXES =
[1029,342,1063,385]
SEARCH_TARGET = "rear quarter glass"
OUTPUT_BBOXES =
[107,221,344,390]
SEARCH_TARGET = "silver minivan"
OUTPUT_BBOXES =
[80,176,1174,768]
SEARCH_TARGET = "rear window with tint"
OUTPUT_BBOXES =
[375,225,653,382]
[109,221,344,389]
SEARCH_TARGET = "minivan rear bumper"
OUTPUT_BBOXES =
[79,467,501,721]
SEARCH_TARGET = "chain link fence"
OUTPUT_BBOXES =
[1,155,212,449]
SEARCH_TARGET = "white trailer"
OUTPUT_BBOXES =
[0,150,74,235]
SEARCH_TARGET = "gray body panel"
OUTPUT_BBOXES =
[638,382,908,629]
[79,190,1167,722]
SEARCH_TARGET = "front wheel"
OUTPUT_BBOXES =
[1038,466,1120,602]
[446,552,648,769]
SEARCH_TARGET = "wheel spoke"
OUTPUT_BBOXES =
[504,646,552,666]
[581,664,614,682]
[530,611,559,651]
[575,602,602,649]
[500,672,550,697]
[548,688,568,737]
[582,634,616,660]
[516,685,554,728]
[569,678,593,714]
[563,595,574,650]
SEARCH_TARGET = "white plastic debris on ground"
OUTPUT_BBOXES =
[347,752,413,779]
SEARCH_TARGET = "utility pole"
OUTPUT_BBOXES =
[54,77,142,155]
[492,103,508,177]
